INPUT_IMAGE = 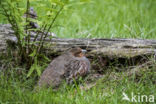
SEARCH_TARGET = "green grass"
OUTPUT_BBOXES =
[0,0,156,104]
[53,0,156,39]
[0,0,156,39]
[0,65,156,104]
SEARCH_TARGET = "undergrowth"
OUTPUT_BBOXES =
[0,54,156,104]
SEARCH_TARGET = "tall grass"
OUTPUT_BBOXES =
[52,0,156,39]
[0,65,156,104]
[0,0,155,39]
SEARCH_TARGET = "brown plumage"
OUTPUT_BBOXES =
[38,47,91,88]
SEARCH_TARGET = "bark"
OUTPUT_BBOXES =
[0,24,156,59]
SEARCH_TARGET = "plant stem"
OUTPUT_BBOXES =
[38,6,64,53]
[26,0,30,55]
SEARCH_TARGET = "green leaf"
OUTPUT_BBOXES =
[36,65,41,76]
[80,0,91,2]
[45,8,58,12]
[49,0,64,6]
[54,1,64,6]
[46,11,54,16]
[29,0,37,2]
[27,56,42,77]
[39,54,50,62]
[11,0,22,2]
[27,64,35,77]
[29,49,37,57]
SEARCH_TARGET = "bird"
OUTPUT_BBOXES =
[38,47,91,88]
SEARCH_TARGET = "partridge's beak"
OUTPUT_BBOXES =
[82,49,87,54]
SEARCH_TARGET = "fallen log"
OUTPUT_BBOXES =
[0,24,156,58]
[0,24,156,71]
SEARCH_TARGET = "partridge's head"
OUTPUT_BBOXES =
[68,47,87,57]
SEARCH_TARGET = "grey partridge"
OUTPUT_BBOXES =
[38,47,91,88]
